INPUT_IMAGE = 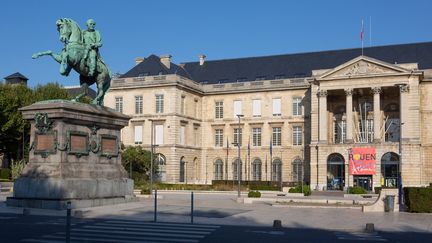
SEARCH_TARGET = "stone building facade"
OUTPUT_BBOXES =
[105,42,432,190]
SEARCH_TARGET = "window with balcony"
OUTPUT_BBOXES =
[215,101,224,119]
[155,94,164,113]
[272,127,282,146]
[115,97,123,113]
[252,128,262,146]
[135,96,143,114]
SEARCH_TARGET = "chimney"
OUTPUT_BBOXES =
[160,55,172,69]
[199,54,206,66]
[135,57,144,65]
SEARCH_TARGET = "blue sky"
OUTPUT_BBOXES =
[1,0,431,88]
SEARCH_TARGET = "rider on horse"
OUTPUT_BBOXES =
[83,19,102,77]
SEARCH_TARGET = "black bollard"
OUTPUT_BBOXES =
[66,201,71,243]
[273,219,282,229]
[365,223,374,233]
[154,189,157,222]
[191,191,194,224]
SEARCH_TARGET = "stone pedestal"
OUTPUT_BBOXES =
[6,100,135,209]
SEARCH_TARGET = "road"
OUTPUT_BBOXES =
[0,212,431,242]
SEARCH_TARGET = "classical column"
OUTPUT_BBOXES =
[372,87,382,142]
[345,89,353,142]
[318,89,328,143]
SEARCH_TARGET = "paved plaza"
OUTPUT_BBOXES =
[1,191,431,242]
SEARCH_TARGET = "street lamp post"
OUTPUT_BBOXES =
[236,114,244,198]
[149,119,154,195]
[395,83,406,210]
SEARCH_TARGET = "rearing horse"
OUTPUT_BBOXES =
[32,18,111,106]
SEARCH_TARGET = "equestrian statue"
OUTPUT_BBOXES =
[32,18,111,106]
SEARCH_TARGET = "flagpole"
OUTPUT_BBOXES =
[361,19,364,56]
[225,138,229,181]
[265,154,267,181]
[369,16,372,47]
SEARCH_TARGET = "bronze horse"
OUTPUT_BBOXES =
[32,18,111,106]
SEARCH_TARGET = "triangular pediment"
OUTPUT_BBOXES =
[318,56,411,79]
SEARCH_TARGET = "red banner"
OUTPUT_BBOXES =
[349,148,376,175]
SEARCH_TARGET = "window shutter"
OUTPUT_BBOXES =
[155,125,164,145]
[180,126,185,145]
[273,98,281,115]
[134,126,143,143]
[253,100,261,116]
[234,100,242,117]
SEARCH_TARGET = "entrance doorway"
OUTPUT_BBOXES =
[327,153,345,191]
[353,175,372,191]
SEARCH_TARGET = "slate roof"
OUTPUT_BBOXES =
[121,55,191,79]
[64,86,97,99]
[121,42,432,84]
[4,72,29,81]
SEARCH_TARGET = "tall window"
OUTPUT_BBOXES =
[180,125,185,145]
[233,100,242,117]
[194,127,199,146]
[272,159,282,181]
[156,94,164,113]
[234,128,242,146]
[293,126,302,145]
[180,157,186,183]
[252,159,262,181]
[155,154,166,182]
[334,120,346,144]
[272,98,281,116]
[135,96,143,114]
[252,99,261,117]
[155,124,164,145]
[214,159,224,180]
[252,128,262,146]
[292,159,303,182]
[215,101,224,119]
[233,159,242,180]
[293,97,302,116]
[134,125,142,144]
[215,129,223,147]
[115,97,123,113]
[385,118,400,142]
[181,95,186,114]
[272,127,282,146]
[358,119,374,143]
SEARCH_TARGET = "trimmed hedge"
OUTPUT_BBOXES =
[288,184,311,196]
[0,168,11,180]
[348,186,367,194]
[403,187,432,213]
[248,191,261,198]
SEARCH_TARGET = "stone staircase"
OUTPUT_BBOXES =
[0,181,13,192]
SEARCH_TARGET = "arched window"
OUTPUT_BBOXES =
[271,158,282,182]
[292,158,303,183]
[252,158,262,181]
[232,158,242,181]
[327,153,345,191]
[381,152,399,188]
[155,153,166,182]
[214,159,224,180]
[180,156,186,183]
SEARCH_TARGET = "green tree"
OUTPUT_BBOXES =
[0,82,72,162]
[121,146,157,185]
[0,83,33,160]
[33,82,70,101]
